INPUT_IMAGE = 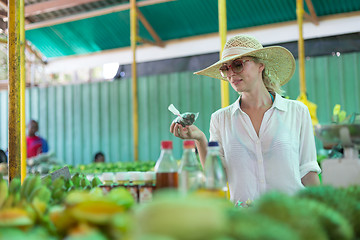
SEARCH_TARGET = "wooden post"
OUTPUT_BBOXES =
[297,0,307,98]
[8,0,22,182]
[130,0,139,161]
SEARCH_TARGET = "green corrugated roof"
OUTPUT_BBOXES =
[25,0,360,58]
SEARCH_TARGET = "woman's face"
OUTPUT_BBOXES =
[225,57,264,93]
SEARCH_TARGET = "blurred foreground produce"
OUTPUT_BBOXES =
[1,172,360,240]
[51,160,156,174]
[134,186,356,240]
[0,173,134,239]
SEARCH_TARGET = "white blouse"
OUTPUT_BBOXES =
[209,93,321,203]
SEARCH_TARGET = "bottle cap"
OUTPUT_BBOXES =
[102,172,114,181]
[115,172,129,181]
[208,141,219,147]
[183,140,195,149]
[161,141,173,149]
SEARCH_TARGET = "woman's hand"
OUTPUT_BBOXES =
[170,122,208,166]
[170,122,203,141]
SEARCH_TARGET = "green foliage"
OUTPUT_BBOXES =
[226,208,300,240]
[52,161,156,175]
[296,185,360,238]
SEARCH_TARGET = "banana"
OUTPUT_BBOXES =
[0,178,8,208]
[30,185,51,204]
[24,175,42,202]
[20,175,33,200]
[91,176,102,188]
[2,193,14,209]
[71,173,82,189]
[51,188,66,204]
[80,178,91,189]
[41,175,53,188]
[9,177,21,195]
[65,179,74,190]
[12,192,21,207]
[52,177,65,190]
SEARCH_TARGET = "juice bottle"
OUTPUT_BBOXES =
[154,141,178,189]
[100,172,114,193]
[139,171,155,203]
[128,171,141,203]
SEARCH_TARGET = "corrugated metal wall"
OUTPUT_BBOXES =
[0,52,359,164]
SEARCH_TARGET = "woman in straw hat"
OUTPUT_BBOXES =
[170,35,321,204]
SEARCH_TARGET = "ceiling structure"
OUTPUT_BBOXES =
[0,0,359,71]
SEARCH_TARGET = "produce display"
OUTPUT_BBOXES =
[1,171,360,239]
[51,161,156,174]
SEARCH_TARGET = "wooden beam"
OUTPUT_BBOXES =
[0,9,6,17]
[304,0,319,25]
[25,0,100,17]
[0,0,7,11]
[25,41,47,64]
[26,0,175,30]
[136,8,164,47]
[0,18,6,30]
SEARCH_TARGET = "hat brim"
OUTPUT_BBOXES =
[194,46,295,86]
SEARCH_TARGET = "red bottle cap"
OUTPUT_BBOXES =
[183,140,195,149]
[161,141,173,149]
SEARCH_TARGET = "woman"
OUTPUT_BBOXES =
[170,35,321,203]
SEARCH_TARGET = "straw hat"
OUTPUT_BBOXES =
[194,35,296,86]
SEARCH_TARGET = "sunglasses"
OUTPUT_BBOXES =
[219,59,251,78]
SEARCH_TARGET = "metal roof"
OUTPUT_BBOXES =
[10,0,360,58]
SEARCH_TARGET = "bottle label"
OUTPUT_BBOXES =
[139,186,153,204]
[128,186,139,203]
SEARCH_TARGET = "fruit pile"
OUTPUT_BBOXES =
[135,185,360,240]
[0,173,135,239]
[1,172,360,240]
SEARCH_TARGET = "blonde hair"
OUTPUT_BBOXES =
[253,57,285,95]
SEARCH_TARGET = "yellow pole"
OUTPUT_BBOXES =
[296,0,306,99]
[8,0,22,182]
[219,0,229,108]
[219,0,231,200]
[130,0,139,161]
[20,0,27,183]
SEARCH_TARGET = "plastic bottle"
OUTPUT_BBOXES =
[154,140,178,189]
[178,140,204,195]
[202,141,227,198]
[139,171,155,203]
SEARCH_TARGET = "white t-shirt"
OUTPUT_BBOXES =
[209,93,321,203]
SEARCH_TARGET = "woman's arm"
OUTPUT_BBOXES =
[194,132,208,167]
[301,171,320,186]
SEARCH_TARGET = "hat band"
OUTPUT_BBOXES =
[222,46,259,59]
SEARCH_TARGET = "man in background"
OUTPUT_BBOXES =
[26,120,48,158]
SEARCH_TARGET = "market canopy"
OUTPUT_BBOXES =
[1,0,359,59]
